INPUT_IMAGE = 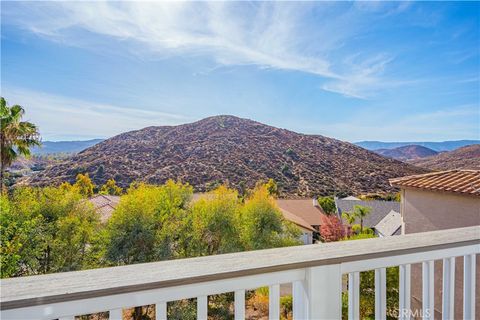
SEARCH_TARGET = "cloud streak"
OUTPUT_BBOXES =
[2,1,413,99]
[2,87,189,140]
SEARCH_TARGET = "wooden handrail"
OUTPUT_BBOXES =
[1,226,478,310]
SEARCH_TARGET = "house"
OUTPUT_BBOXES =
[390,169,480,319]
[374,210,401,237]
[334,197,401,236]
[88,194,120,223]
[279,209,315,244]
[276,199,324,231]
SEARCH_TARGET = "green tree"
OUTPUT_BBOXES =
[0,97,41,192]
[188,185,242,256]
[99,179,123,195]
[73,173,95,197]
[240,185,301,250]
[105,181,193,265]
[0,186,100,277]
[318,196,336,215]
[351,205,372,232]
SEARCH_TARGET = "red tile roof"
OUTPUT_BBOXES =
[389,170,480,196]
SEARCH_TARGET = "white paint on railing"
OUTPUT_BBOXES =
[109,308,122,320]
[155,302,167,320]
[197,295,208,320]
[441,257,455,320]
[422,261,434,320]
[268,284,280,320]
[348,272,360,320]
[375,268,386,320]
[463,253,476,320]
[59,317,74,320]
[234,289,245,320]
[306,264,342,320]
[1,227,478,320]
[292,280,307,319]
[399,264,411,320]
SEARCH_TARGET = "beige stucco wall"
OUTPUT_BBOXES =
[401,187,480,319]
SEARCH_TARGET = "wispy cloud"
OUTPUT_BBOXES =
[2,87,189,140]
[2,1,416,99]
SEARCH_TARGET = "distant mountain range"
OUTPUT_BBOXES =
[409,144,480,170]
[25,115,427,197]
[373,145,438,161]
[355,140,479,152]
[32,139,104,155]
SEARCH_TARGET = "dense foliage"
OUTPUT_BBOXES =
[0,97,41,192]
[317,196,336,214]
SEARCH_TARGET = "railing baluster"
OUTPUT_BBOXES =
[375,268,386,320]
[109,309,122,320]
[234,289,245,320]
[292,280,307,319]
[422,261,434,320]
[348,272,360,320]
[156,302,167,320]
[269,284,280,320]
[399,264,411,320]
[197,295,208,320]
[463,254,476,319]
[442,257,455,320]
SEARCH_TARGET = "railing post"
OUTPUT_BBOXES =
[109,309,122,320]
[156,302,167,320]
[399,264,411,320]
[269,284,280,320]
[305,264,342,319]
[197,295,208,320]
[463,254,476,319]
[348,272,360,320]
[375,268,387,320]
[234,289,245,320]
[293,280,307,319]
[422,261,434,320]
[442,257,455,320]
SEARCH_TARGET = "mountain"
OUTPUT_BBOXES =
[355,140,479,152]
[32,139,104,155]
[373,145,438,161]
[409,144,480,170]
[27,115,428,197]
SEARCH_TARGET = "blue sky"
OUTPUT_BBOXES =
[1,1,479,142]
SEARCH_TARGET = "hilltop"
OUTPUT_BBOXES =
[373,145,438,161]
[27,116,427,196]
[410,144,480,170]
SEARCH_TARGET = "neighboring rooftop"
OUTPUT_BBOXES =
[335,198,400,228]
[279,209,316,232]
[389,169,480,196]
[374,210,402,237]
[88,195,120,222]
[276,199,324,228]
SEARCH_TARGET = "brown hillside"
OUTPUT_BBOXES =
[374,145,438,161]
[409,144,480,170]
[27,116,428,196]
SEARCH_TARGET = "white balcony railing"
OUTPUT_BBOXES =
[1,226,478,320]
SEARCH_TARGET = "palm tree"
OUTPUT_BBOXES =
[352,205,372,232]
[0,97,41,192]
[342,211,357,225]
